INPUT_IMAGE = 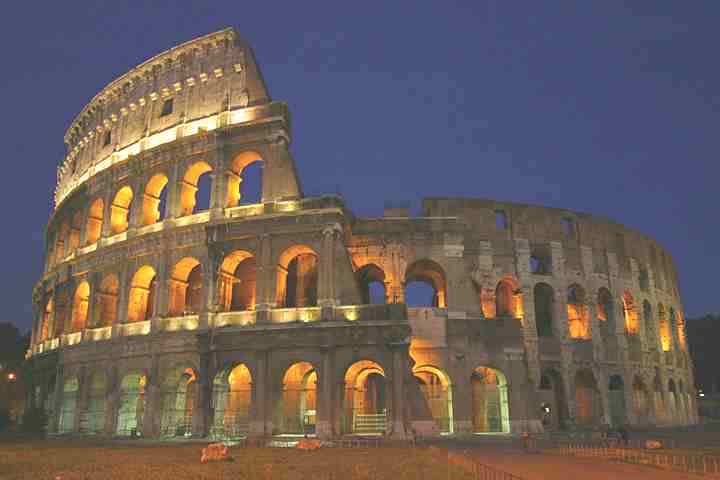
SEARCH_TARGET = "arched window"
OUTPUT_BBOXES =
[596,288,613,327]
[495,279,521,318]
[55,220,69,263]
[405,259,447,308]
[71,281,90,332]
[142,173,169,225]
[643,301,654,346]
[344,360,388,435]
[356,263,387,305]
[40,298,53,341]
[85,198,104,245]
[676,311,687,351]
[110,186,133,234]
[69,211,82,251]
[227,151,263,207]
[128,266,157,322]
[639,267,649,292]
[97,274,119,327]
[413,365,453,434]
[279,362,318,434]
[623,292,639,334]
[658,304,671,351]
[54,290,70,336]
[567,284,590,339]
[534,283,554,337]
[575,370,601,426]
[180,161,213,216]
[168,258,203,316]
[471,366,510,433]
[211,363,253,439]
[218,251,256,312]
[277,246,318,308]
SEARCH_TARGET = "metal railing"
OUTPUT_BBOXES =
[557,442,720,476]
[428,447,525,480]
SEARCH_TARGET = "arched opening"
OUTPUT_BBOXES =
[96,274,119,327]
[623,292,639,334]
[608,374,627,426]
[356,263,387,305]
[211,363,252,439]
[471,366,510,433]
[58,376,79,433]
[53,291,70,336]
[277,246,318,308]
[567,284,590,339]
[116,373,147,436]
[495,278,521,318]
[632,376,650,425]
[533,283,554,338]
[653,374,665,424]
[218,251,256,312]
[180,161,213,216]
[40,298,53,341]
[538,370,568,430]
[69,211,82,251]
[643,301,654,349]
[71,281,90,332]
[127,266,157,322]
[668,379,678,423]
[227,151,263,207]
[160,367,197,437]
[676,311,687,351]
[639,267,649,291]
[55,220,69,262]
[85,198,104,245]
[574,370,601,426]
[596,288,614,336]
[142,173,169,225]
[344,360,387,435]
[658,304,671,351]
[85,371,106,434]
[278,362,317,435]
[110,186,133,234]
[168,258,203,316]
[405,259,447,308]
[414,365,453,434]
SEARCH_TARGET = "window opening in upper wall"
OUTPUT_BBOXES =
[561,217,574,237]
[160,98,174,117]
[495,210,507,230]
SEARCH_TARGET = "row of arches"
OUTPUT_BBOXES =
[538,369,694,429]
[532,283,685,350]
[50,153,263,265]
[54,362,510,438]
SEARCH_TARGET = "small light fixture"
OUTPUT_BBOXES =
[7,372,16,381]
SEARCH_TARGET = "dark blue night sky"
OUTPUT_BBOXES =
[2,2,718,332]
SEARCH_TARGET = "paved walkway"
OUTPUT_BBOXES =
[458,446,707,480]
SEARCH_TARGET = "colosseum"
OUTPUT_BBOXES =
[26,28,697,440]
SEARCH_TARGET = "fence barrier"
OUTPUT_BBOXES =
[557,442,720,476]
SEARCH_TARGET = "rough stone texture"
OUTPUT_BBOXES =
[26,28,697,441]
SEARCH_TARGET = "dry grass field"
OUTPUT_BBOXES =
[0,438,472,480]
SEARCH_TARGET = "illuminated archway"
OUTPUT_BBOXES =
[59,376,79,433]
[53,290,70,336]
[676,311,687,351]
[567,284,590,339]
[623,292,639,334]
[538,370,568,430]
[127,266,157,322]
[414,365,453,434]
[278,362,317,435]
[356,263,387,304]
[110,186,133,234]
[211,363,252,439]
[574,369,601,426]
[168,257,203,316]
[71,281,90,332]
[405,259,447,308]
[160,366,197,437]
[142,173,169,225]
[180,161,213,216]
[96,274,119,327]
[495,278,522,318]
[658,304,671,351]
[471,366,510,433]
[85,198,104,245]
[85,371,107,434]
[116,373,147,436]
[344,360,387,435]
[596,288,613,331]
[40,298,53,341]
[218,250,256,312]
[277,245,318,308]
[227,151,263,207]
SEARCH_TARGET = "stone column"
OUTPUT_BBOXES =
[450,359,473,436]
[254,234,273,323]
[388,343,408,439]
[192,349,211,437]
[588,301,604,362]
[520,286,541,388]
[73,366,87,433]
[50,364,64,434]
[316,347,334,438]
[249,350,268,436]
[100,190,114,239]
[78,202,91,247]
[317,224,340,312]
[104,366,119,435]
[143,356,160,438]
[595,369,612,426]
[164,162,181,220]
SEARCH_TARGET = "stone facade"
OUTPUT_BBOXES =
[26,28,697,440]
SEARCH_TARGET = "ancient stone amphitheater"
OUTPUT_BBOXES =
[26,28,696,440]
